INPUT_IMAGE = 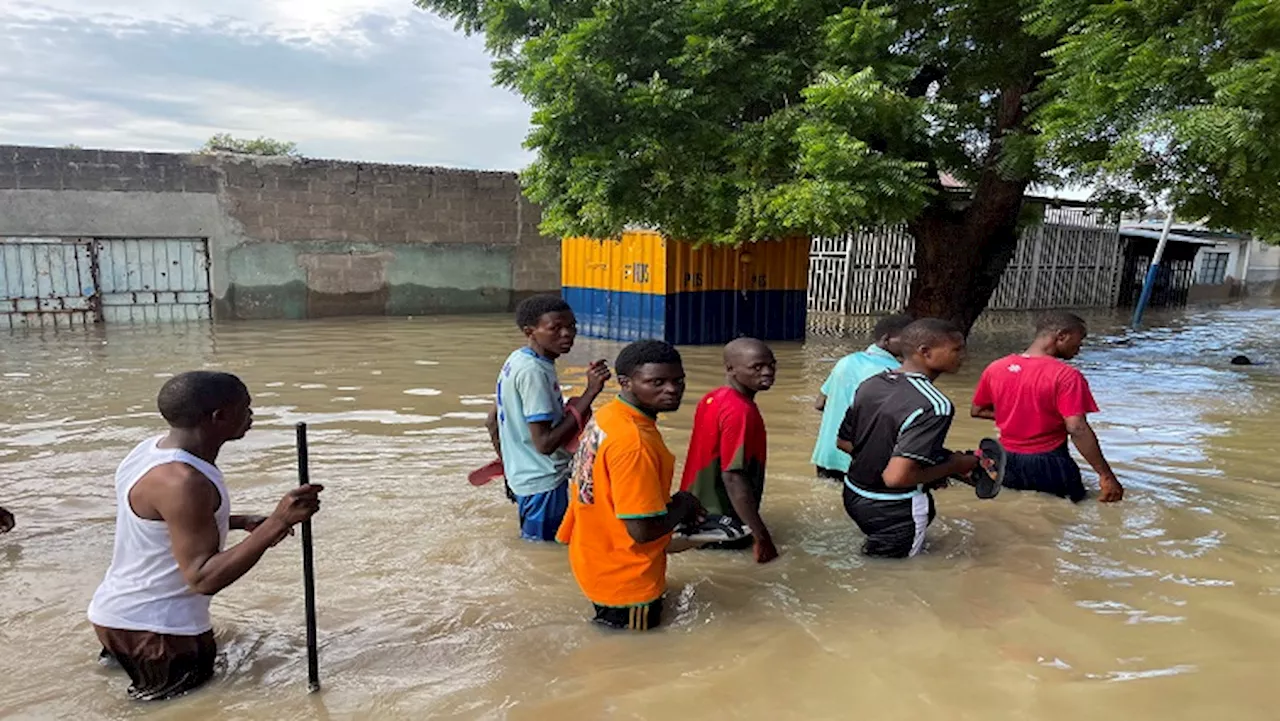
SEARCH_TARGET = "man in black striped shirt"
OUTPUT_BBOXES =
[836,318,981,558]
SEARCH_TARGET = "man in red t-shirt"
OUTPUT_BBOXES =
[971,312,1124,503]
[680,338,780,563]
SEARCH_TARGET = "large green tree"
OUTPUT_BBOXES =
[420,0,1280,330]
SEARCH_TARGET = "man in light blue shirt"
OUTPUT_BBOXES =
[485,295,610,541]
[812,314,912,482]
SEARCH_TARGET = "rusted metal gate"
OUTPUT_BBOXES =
[1,237,210,329]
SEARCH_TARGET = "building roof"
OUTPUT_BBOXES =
[1118,227,1219,246]
[1120,221,1251,246]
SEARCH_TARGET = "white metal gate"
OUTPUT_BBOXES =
[0,238,98,329]
[1,237,210,328]
[96,239,211,323]
[988,208,1123,310]
[807,225,915,315]
[807,209,1123,315]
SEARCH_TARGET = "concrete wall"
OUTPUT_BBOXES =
[0,145,560,319]
[1247,240,1280,296]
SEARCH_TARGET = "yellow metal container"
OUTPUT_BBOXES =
[562,231,809,344]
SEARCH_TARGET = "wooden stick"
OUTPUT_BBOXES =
[296,422,320,693]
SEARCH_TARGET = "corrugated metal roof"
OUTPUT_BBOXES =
[1118,227,1220,246]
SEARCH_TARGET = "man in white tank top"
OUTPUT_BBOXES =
[87,371,324,701]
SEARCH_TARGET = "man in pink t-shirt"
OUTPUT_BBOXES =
[971,312,1124,503]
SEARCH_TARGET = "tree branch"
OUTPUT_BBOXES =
[906,65,945,98]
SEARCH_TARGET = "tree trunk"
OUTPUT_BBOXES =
[905,178,1028,335]
[905,70,1042,335]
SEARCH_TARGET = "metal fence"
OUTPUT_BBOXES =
[808,207,1123,315]
[1,236,210,329]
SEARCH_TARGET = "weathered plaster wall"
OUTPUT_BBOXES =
[0,145,560,319]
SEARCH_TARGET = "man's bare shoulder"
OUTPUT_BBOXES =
[131,462,220,519]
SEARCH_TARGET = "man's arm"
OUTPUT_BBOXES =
[816,361,842,412]
[1065,415,1124,502]
[623,492,703,544]
[138,464,322,596]
[526,361,610,455]
[885,408,975,488]
[485,405,502,458]
[835,401,860,456]
[610,442,702,544]
[723,471,778,562]
[970,404,996,420]
[971,369,996,420]
[883,453,978,488]
[229,515,286,536]
[714,407,777,560]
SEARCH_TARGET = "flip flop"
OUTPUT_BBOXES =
[471,401,588,487]
[468,459,504,486]
[674,514,752,544]
[972,438,1006,500]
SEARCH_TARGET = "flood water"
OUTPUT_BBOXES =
[2,304,1279,721]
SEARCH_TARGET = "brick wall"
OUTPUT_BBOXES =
[0,145,544,248]
[0,146,220,193]
[0,145,562,318]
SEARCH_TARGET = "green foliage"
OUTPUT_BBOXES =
[421,0,1280,245]
[200,133,300,157]
[1036,0,1280,241]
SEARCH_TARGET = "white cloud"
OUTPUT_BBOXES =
[0,82,428,157]
[0,1,533,169]
[3,0,429,42]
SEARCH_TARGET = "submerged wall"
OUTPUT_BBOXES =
[0,145,559,319]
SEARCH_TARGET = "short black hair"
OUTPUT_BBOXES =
[615,340,683,377]
[1036,311,1087,337]
[873,313,914,340]
[157,371,249,428]
[899,318,964,352]
[515,294,572,329]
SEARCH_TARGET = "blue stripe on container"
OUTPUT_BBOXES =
[563,287,806,345]
[667,290,806,345]
[563,287,666,342]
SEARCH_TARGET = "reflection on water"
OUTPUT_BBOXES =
[1,306,1279,721]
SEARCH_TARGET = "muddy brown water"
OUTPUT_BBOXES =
[1,305,1278,721]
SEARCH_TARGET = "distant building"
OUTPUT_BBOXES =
[1118,222,1278,305]
[1247,239,1280,296]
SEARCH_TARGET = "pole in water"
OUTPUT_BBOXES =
[1131,212,1175,329]
[296,422,321,693]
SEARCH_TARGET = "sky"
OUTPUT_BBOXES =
[0,0,535,170]
[0,0,1090,199]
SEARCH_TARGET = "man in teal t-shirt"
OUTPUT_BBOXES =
[812,314,912,482]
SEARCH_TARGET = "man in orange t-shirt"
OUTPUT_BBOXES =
[556,340,705,631]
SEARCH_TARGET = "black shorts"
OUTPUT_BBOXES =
[1004,445,1086,502]
[592,598,663,631]
[842,485,936,559]
[94,625,216,701]
[816,466,846,483]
